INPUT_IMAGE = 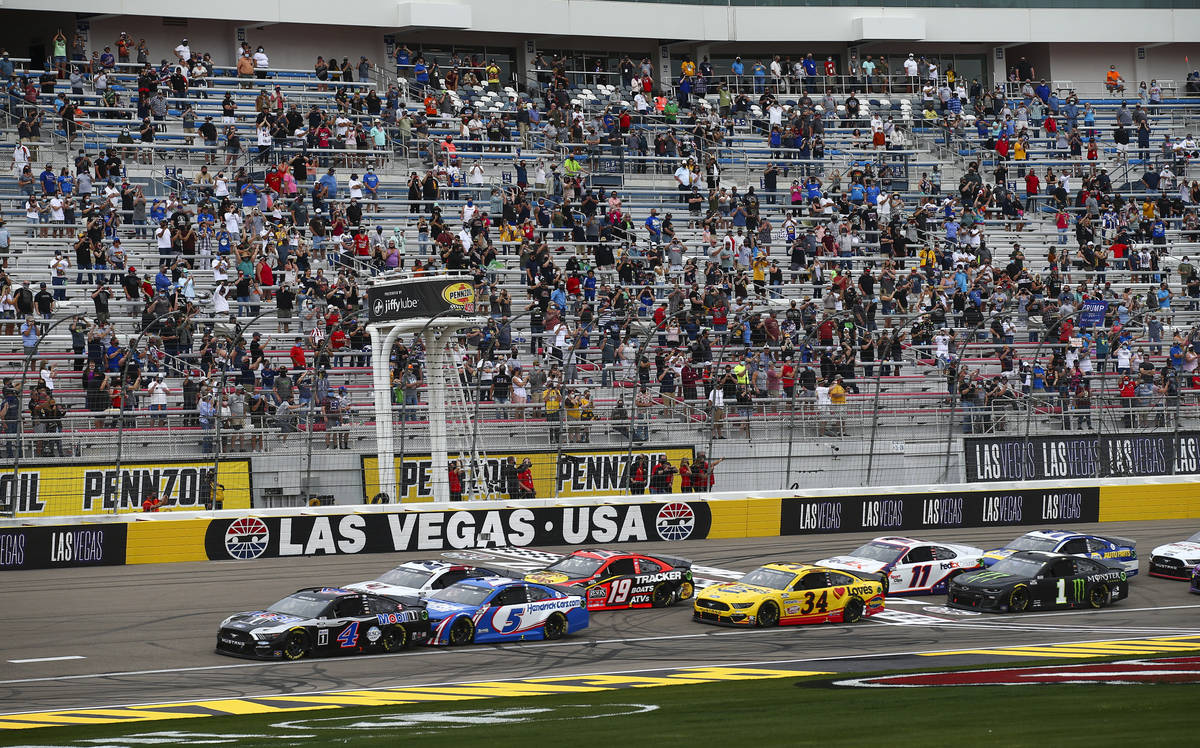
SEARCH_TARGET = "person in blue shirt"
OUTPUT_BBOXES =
[413,60,429,89]
[806,177,821,201]
[1034,80,1051,104]
[945,218,960,244]
[318,168,338,200]
[865,182,880,206]
[155,266,172,294]
[395,45,410,68]
[1152,219,1167,245]
[39,165,57,195]
[240,182,259,210]
[150,200,166,224]
[752,61,767,94]
[731,57,745,91]
[644,209,662,244]
[848,181,865,204]
[363,166,379,209]
[583,270,597,302]
[57,170,74,196]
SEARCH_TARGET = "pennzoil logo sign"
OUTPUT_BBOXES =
[442,281,475,312]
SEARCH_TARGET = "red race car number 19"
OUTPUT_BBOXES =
[606,578,633,605]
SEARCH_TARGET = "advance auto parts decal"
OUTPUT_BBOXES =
[203,501,712,561]
[0,459,252,518]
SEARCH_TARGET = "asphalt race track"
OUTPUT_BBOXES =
[3,519,1199,715]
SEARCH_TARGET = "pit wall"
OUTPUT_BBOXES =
[1,477,1197,571]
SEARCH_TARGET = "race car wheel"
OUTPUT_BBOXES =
[543,613,567,640]
[879,575,890,596]
[1088,583,1111,609]
[756,602,780,627]
[282,631,311,660]
[381,625,408,652]
[1008,585,1031,613]
[676,581,695,602]
[448,617,475,646]
[651,584,675,608]
[842,597,866,624]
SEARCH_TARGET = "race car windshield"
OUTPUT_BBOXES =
[267,595,330,619]
[1005,535,1059,551]
[374,568,435,589]
[847,542,905,564]
[739,568,797,590]
[544,556,604,577]
[430,584,493,606]
[1187,531,1200,543]
[988,557,1047,578]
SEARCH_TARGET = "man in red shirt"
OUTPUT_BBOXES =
[142,490,163,512]
[289,338,307,369]
[1024,171,1040,212]
[329,324,348,367]
[781,358,796,398]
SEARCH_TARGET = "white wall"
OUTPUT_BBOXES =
[5,1,1200,44]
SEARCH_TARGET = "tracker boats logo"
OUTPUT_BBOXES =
[654,503,695,541]
[225,517,270,560]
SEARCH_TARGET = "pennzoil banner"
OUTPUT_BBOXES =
[0,459,253,518]
[362,446,696,503]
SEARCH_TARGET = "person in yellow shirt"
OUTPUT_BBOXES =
[1013,138,1027,162]
[543,384,563,443]
[752,255,769,296]
[829,376,847,436]
[486,61,501,89]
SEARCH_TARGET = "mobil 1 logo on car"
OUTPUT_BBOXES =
[204,502,712,561]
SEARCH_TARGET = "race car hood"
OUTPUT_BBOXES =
[220,610,304,630]
[1151,541,1200,560]
[524,571,577,586]
[344,580,422,597]
[699,582,776,603]
[950,569,1022,589]
[981,549,1017,565]
[816,556,889,574]
[421,599,478,621]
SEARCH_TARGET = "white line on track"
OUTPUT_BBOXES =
[3,630,1199,719]
[6,655,86,664]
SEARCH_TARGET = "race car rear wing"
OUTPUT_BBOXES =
[1095,534,1137,550]
[652,554,693,570]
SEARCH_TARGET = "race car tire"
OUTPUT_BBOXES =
[843,596,866,623]
[651,584,675,608]
[282,630,311,660]
[756,602,780,627]
[879,575,890,596]
[1008,585,1031,613]
[448,616,476,646]
[381,625,407,652]
[543,612,567,640]
[1088,583,1111,609]
[676,580,695,602]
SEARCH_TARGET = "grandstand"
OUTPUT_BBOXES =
[1,4,1199,512]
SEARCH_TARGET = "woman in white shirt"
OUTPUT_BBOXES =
[147,374,169,426]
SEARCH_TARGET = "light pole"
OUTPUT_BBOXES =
[7,314,77,517]
[864,308,931,485]
[782,308,853,490]
[938,302,1015,483]
[113,308,187,510]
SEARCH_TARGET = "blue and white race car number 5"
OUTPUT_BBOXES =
[493,606,527,635]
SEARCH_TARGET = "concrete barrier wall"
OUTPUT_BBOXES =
[2,476,1198,570]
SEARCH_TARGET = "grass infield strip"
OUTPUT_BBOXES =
[3,652,1198,747]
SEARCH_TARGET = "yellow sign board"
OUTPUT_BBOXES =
[363,446,696,503]
[2,459,252,518]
